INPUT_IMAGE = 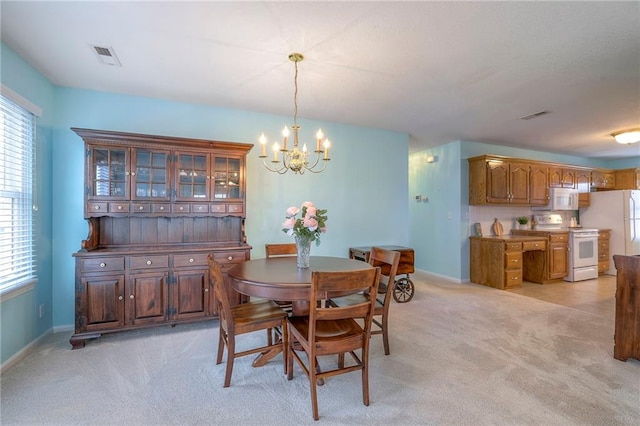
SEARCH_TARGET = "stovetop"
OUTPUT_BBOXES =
[533,213,597,233]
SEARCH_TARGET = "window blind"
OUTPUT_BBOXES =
[0,94,37,292]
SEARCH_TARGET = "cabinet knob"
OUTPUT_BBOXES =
[146,260,152,265]
[118,296,123,301]
[125,171,130,176]
[94,205,101,210]
[179,206,184,211]
[228,256,233,261]
[99,262,106,268]
[139,206,144,211]
[204,288,209,292]
[130,294,134,299]
[117,205,123,210]
[131,172,136,176]
[159,206,165,211]
[189,258,194,263]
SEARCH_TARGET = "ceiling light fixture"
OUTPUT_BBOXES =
[611,128,640,144]
[258,53,331,174]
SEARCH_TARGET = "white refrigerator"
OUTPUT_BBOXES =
[579,190,640,275]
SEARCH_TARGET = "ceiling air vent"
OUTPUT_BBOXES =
[91,45,122,67]
[520,111,550,120]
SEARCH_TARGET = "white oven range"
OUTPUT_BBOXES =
[533,214,599,282]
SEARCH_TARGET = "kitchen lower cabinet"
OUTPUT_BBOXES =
[597,229,611,275]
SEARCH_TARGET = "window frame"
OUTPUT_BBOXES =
[0,85,41,302]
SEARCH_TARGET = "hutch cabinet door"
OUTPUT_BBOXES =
[87,146,130,200]
[127,272,170,326]
[131,148,171,201]
[175,152,209,202]
[173,269,211,320]
[80,274,126,331]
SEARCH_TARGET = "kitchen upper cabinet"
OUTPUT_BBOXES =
[591,169,616,190]
[529,164,549,206]
[614,168,640,190]
[469,156,529,205]
[549,167,577,189]
[576,169,591,207]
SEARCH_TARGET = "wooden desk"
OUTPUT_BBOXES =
[227,256,373,367]
[470,235,547,289]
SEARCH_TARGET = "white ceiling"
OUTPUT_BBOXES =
[2,1,639,159]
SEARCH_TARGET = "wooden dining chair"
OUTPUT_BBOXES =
[331,246,401,355]
[208,254,288,387]
[265,243,297,258]
[265,243,297,311]
[286,267,381,421]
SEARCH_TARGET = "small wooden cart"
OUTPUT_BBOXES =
[348,245,415,303]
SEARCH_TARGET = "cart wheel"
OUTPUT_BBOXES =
[393,277,415,303]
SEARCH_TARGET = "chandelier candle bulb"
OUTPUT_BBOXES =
[259,134,267,157]
[324,140,330,159]
[273,142,280,162]
[316,129,324,151]
[282,126,289,150]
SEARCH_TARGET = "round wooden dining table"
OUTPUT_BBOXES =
[227,255,372,303]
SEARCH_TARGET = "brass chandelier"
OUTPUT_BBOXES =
[258,53,331,174]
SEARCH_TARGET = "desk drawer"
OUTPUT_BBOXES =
[130,255,169,270]
[504,270,522,288]
[522,241,546,251]
[504,252,522,270]
[505,242,522,252]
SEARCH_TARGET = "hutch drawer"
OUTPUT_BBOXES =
[174,253,209,267]
[129,255,169,270]
[80,256,126,272]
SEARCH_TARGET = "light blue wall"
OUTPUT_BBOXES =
[1,43,55,363]
[51,89,410,328]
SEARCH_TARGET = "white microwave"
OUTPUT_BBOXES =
[533,187,579,211]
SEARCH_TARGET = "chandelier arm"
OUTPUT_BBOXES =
[261,158,289,174]
[303,159,330,174]
[303,152,322,170]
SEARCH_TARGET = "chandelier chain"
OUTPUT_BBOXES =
[293,59,299,128]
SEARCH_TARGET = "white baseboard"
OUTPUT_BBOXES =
[1,328,52,375]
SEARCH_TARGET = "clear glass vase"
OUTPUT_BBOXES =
[295,236,312,268]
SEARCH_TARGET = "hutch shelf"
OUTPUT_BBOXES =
[70,128,253,349]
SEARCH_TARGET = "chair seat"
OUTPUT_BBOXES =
[231,299,287,324]
[288,317,363,340]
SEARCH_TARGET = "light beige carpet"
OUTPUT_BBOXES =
[2,272,639,425]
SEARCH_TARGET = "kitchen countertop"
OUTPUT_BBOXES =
[469,235,548,242]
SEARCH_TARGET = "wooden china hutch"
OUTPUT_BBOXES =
[70,128,252,349]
